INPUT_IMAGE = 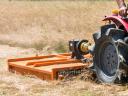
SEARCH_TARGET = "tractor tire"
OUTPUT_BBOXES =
[93,24,116,43]
[93,32,101,43]
[93,35,120,83]
[93,28,125,83]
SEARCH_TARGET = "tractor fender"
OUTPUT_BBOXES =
[103,16,128,32]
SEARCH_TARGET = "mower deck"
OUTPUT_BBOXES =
[8,53,91,80]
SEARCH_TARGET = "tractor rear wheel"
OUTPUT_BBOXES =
[93,35,120,83]
[93,28,126,83]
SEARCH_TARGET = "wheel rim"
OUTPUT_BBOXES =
[100,43,118,77]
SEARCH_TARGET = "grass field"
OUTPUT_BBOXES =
[0,0,128,96]
[0,1,117,51]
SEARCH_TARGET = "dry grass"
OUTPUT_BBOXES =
[0,1,117,51]
[0,1,128,96]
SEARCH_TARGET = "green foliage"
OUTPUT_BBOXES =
[72,91,93,96]
[54,41,68,53]
[31,40,46,50]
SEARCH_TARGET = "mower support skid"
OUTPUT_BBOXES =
[8,53,91,80]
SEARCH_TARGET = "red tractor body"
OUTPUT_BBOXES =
[103,16,128,32]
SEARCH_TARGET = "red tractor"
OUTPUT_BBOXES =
[92,10,128,83]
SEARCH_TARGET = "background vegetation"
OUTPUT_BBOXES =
[0,0,117,53]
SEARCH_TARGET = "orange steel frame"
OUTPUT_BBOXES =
[8,53,92,80]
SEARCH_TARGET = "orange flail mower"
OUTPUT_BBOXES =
[8,52,92,80]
